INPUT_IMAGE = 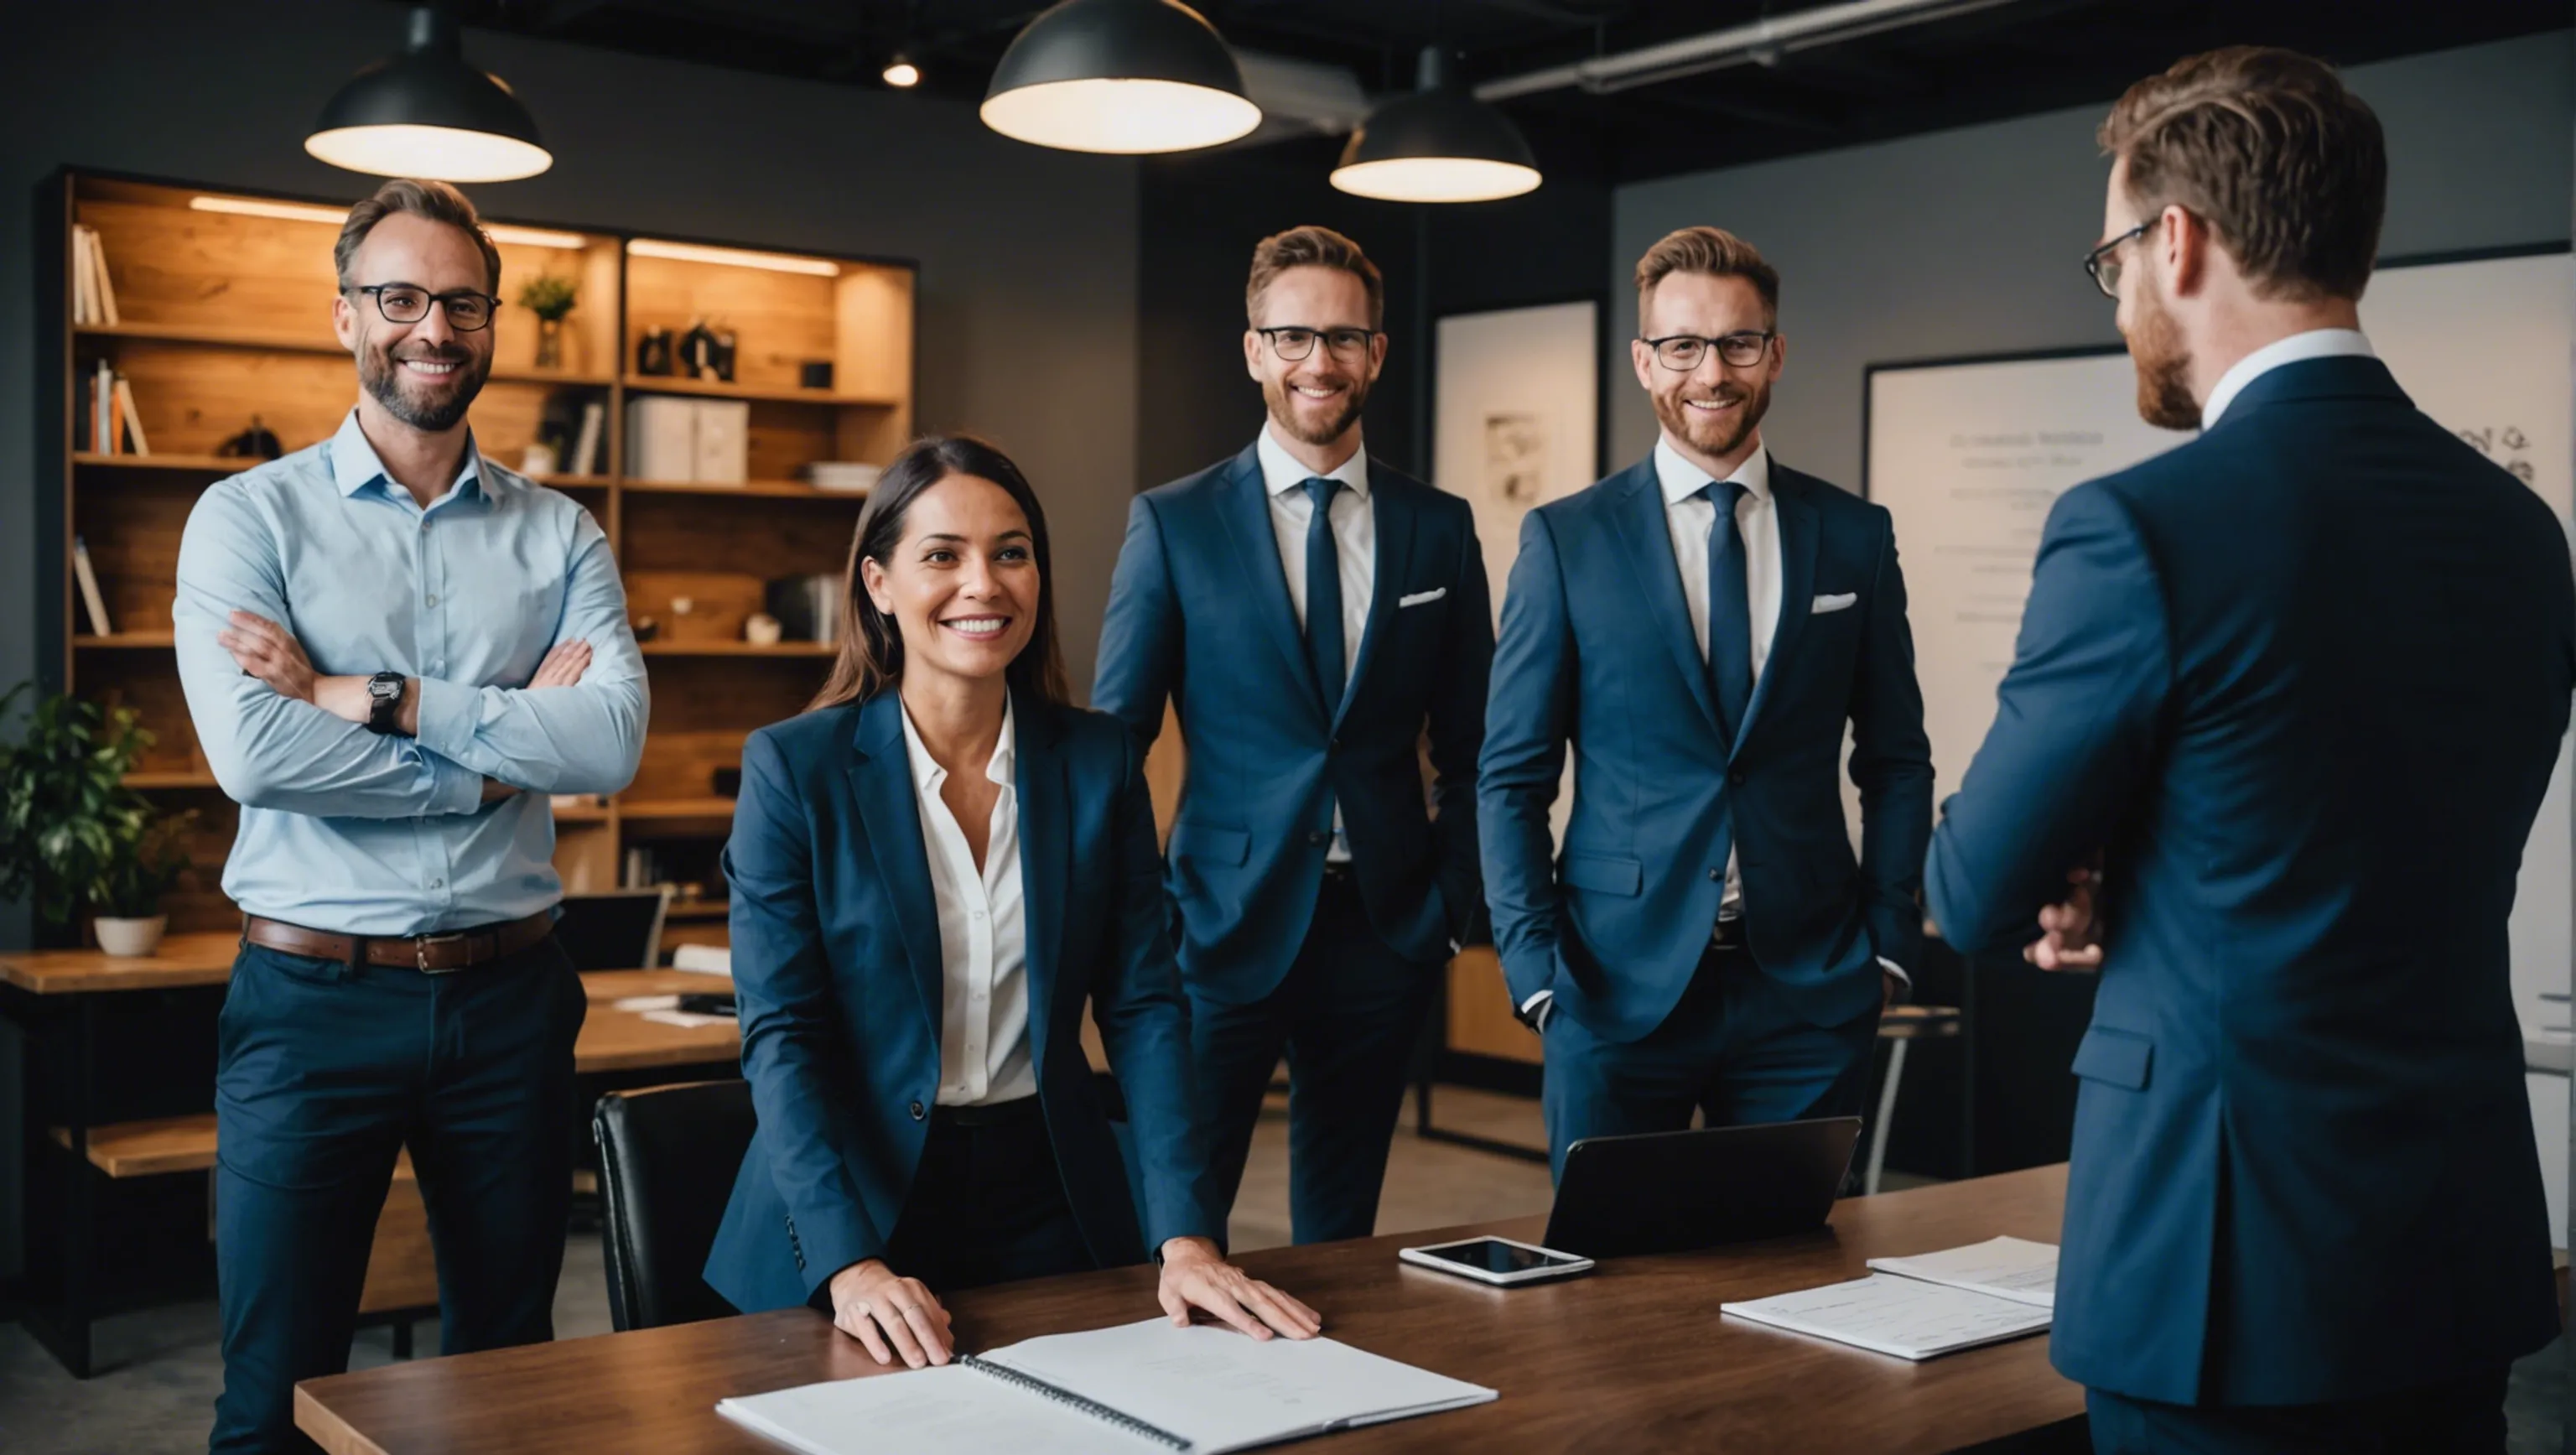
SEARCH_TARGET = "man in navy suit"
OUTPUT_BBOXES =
[1927,48,2570,1452]
[1094,226,1492,1243]
[1481,226,1931,1177]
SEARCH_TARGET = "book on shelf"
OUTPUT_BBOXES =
[70,226,120,327]
[800,461,880,492]
[569,399,606,476]
[89,359,117,455]
[113,376,151,456]
[626,396,697,481]
[71,536,113,637]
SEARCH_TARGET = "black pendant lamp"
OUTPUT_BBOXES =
[1332,47,1540,203]
[981,0,1260,154]
[305,6,552,183]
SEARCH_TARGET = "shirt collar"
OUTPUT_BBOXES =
[1654,434,1771,507]
[898,694,1017,795]
[1257,423,1371,501]
[2199,328,2376,430]
[325,408,487,503]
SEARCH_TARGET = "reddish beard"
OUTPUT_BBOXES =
[1654,377,1771,461]
[1264,372,1371,447]
[2126,273,2200,430]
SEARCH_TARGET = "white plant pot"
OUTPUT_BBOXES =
[93,914,168,958]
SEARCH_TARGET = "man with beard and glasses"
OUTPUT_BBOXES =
[1093,226,1491,1243]
[1481,226,1931,1177]
[173,178,645,1453]
[1927,49,2569,1454]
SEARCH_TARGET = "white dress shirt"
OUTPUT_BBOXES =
[901,699,1036,1106]
[2199,327,2376,431]
[1257,423,1374,862]
[1521,434,1901,1028]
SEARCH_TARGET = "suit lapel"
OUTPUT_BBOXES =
[845,692,946,1037]
[1013,693,1068,1077]
[1605,458,1722,735]
[1214,444,1328,721]
[1336,467,1413,732]
[1737,468,1819,752]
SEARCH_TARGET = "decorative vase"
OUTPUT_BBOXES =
[536,316,566,371]
[94,914,168,958]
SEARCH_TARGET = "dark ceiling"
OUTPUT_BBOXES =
[428,0,2569,183]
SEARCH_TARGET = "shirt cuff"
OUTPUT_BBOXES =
[424,751,483,817]
[412,674,480,764]
[1876,957,1911,988]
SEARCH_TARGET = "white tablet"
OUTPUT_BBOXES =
[1398,1235,1595,1286]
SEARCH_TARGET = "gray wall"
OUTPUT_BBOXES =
[0,0,1140,1279]
[1610,31,2576,487]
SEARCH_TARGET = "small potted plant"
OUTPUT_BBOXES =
[518,272,579,371]
[0,683,195,955]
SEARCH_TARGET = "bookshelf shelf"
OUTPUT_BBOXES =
[60,174,915,942]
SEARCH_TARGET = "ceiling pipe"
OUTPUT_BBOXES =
[1475,0,2024,101]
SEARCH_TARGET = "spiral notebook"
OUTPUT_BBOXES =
[716,1318,1496,1454]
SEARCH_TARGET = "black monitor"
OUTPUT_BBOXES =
[1542,1115,1863,1259]
[554,889,672,972]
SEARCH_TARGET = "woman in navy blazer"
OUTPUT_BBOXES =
[703,435,1319,1367]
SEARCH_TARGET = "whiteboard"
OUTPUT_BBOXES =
[1867,250,2575,1238]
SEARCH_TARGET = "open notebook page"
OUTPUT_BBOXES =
[1720,1273,2053,1361]
[716,1363,1152,1455]
[984,1318,1498,1454]
[1867,1236,2058,1309]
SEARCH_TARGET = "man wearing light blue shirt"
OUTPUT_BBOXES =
[174,179,645,1454]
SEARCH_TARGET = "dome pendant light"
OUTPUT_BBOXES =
[981,0,1261,155]
[305,5,553,183]
[1332,46,1540,203]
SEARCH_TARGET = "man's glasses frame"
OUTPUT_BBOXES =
[346,283,501,331]
[1639,330,1776,372]
[1256,325,1379,362]
[2084,220,2155,299]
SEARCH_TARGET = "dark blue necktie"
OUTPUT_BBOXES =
[1302,476,1346,715]
[1703,479,1753,740]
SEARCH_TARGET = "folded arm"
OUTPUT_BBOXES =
[1478,512,1578,1013]
[1925,485,2171,954]
[1848,512,1935,979]
[725,732,890,1301]
[174,484,483,818]
[410,517,647,796]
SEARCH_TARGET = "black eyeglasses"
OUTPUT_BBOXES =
[1257,326,1377,361]
[347,283,499,331]
[2084,221,2154,299]
[1640,331,1774,372]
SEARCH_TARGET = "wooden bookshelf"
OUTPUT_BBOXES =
[54,172,917,948]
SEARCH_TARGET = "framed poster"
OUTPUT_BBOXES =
[1433,298,1603,631]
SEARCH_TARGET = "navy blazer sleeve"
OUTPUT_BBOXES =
[1429,515,1497,943]
[1092,493,1181,756]
[1478,509,1578,1007]
[723,730,889,1296]
[1926,484,2173,954]
[1093,732,1226,1249]
[1848,511,1935,972]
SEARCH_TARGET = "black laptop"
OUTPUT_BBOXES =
[1540,1115,1864,1258]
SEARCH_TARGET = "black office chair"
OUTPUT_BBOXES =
[555,887,672,972]
[593,1079,757,1331]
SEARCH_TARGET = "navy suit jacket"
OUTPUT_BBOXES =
[1480,455,1933,1042]
[1092,444,1493,1003]
[703,690,1220,1313]
[1927,356,2573,1406]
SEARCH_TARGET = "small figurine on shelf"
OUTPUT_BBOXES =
[711,323,738,382]
[216,415,284,460]
[636,325,673,376]
[517,273,579,371]
[679,318,719,382]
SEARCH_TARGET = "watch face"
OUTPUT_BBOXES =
[369,674,402,701]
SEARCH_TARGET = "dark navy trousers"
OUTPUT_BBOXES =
[1539,941,1880,1180]
[1189,872,1440,1245]
[210,937,587,1454]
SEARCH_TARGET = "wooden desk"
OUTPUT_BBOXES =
[298,1166,2083,1455]
[577,969,740,1073]
[0,930,236,993]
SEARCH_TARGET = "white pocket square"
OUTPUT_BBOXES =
[1398,588,1447,608]
[1812,592,1858,614]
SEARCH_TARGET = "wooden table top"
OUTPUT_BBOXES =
[297,1164,2080,1455]
[0,931,238,993]
[576,969,740,1073]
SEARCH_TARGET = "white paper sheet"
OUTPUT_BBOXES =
[717,1364,1149,1455]
[1867,1236,2058,1309]
[1720,1273,2052,1361]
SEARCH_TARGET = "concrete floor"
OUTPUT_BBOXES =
[2,1087,2566,1453]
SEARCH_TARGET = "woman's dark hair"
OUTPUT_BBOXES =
[807,434,1070,712]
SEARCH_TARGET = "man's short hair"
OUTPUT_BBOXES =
[335,178,503,294]
[1246,226,1384,330]
[1633,226,1779,331]
[2099,46,2386,303]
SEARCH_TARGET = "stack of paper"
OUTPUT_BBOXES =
[802,461,880,493]
[1721,1237,2058,1361]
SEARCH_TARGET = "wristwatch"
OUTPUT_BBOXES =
[363,672,406,735]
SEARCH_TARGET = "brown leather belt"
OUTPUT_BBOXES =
[242,911,555,973]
